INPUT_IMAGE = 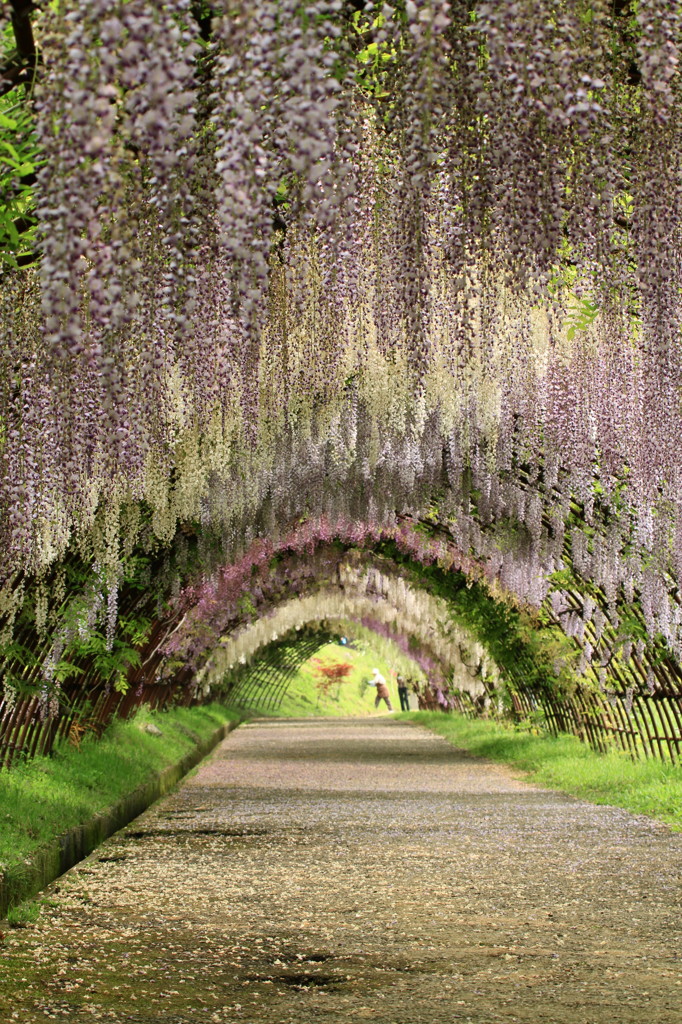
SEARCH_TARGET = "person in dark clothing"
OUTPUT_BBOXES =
[397,674,410,711]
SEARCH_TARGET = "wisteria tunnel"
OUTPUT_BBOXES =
[3,0,682,764]
[2,2,682,1021]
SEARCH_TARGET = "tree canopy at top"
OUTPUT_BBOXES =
[2,1,682,671]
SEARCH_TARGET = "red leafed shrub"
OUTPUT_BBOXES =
[311,659,354,696]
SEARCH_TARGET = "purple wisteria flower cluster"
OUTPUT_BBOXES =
[2,1,682,707]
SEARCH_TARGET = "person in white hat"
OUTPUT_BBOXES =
[367,668,393,711]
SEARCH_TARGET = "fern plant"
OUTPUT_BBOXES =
[0,24,40,269]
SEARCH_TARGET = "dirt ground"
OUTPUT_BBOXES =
[2,717,681,1024]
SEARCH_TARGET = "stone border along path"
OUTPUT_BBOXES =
[0,717,242,918]
[2,717,681,1024]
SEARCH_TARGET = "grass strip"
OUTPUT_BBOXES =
[399,711,682,832]
[0,703,241,871]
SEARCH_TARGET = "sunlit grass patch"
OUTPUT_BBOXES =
[401,711,682,831]
[0,703,240,871]
[273,641,399,717]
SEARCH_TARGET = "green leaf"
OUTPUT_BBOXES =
[0,139,22,162]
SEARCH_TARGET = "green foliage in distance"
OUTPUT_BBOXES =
[253,640,399,718]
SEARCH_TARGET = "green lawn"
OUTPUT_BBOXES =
[400,711,682,831]
[274,641,400,717]
[0,703,240,872]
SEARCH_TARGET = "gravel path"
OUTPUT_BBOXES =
[3,717,682,1023]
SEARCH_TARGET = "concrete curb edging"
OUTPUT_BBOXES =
[0,717,241,919]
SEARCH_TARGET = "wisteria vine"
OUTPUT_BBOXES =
[2,1,682,713]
